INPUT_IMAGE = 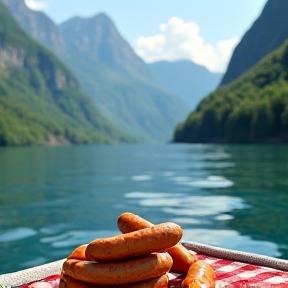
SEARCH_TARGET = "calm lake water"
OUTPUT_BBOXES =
[0,143,287,274]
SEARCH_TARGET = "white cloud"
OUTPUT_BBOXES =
[25,0,47,11]
[135,17,239,73]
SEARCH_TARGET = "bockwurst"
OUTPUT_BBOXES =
[62,253,173,285]
[117,213,197,272]
[85,222,182,262]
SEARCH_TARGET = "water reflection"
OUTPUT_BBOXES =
[0,227,37,242]
[183,144,288,260]
[184,229,280,257]
[187,175,234,188]
[40,230,118,248]
[0,144,287,275]
[131,175,153,181]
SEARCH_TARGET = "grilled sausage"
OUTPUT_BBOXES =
[62,253,173,285]
[117,212,153,232]
[85,222,182,262]
[60,274,169,288]
[117,213,197,272]
[181,260,215,288]
[126,274,169,288]
[60,274,102,288]
[67,244,88,260]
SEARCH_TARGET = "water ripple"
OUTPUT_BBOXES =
[125,192,247,218]
[125,192,183,198]
[183,228,280,257]
[0,227,37,242]
[188,175,234,188]
[40,230,118,248]
[131,175,152,181]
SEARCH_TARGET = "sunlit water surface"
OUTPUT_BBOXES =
[0,144,287,274]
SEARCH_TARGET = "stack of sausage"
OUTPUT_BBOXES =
[60,213,216,288]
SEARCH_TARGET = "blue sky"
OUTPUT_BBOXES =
[25,0,267,73]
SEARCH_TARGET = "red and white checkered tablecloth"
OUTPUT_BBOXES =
[15,253,288,288]
[200,253,288,287]
[169,253,288,288]
[2,245,287,288]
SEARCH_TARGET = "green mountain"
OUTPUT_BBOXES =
[59,14,188,141]
[0,2,130,146]
[149,60,222,110]
[5,0,188,142]
[60,13,153,81]
[173,39,288,143]
[220,0,288,86]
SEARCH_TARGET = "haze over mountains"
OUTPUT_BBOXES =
[174,0,288,143]
[149,60,223,110]
[4,0,190,142]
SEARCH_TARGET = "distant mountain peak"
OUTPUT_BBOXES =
[3,0,66,54]
[93,12,112,21]
[59,12,152,80]
[63,12,111,23]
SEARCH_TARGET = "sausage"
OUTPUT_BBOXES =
[85,222,182,262]
[164,245,196,273]
[117,212,154,232]
[147,274,169,288]
[180,260,216,288]
[60,274,103,288]
[117,213,197,273]
[60,274,169,288]
[125,274,169,288]
[62,253,173,285]
[67,244,88,260]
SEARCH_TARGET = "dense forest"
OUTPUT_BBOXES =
[0,2,130,146]
[174,39,288,143]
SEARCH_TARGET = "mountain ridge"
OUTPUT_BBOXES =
[4,0,188,142]
[0,1,130,146]
[1,0,66,55]
[60,13,153,80]
[220,0,288,86]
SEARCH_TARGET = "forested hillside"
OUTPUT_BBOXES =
[4,0,188,142]
[0,2,130,146]
[174,39,288,143]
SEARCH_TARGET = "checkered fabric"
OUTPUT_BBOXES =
[15,253,288,288]
[2,247,287,288]
[169,253,288,288]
